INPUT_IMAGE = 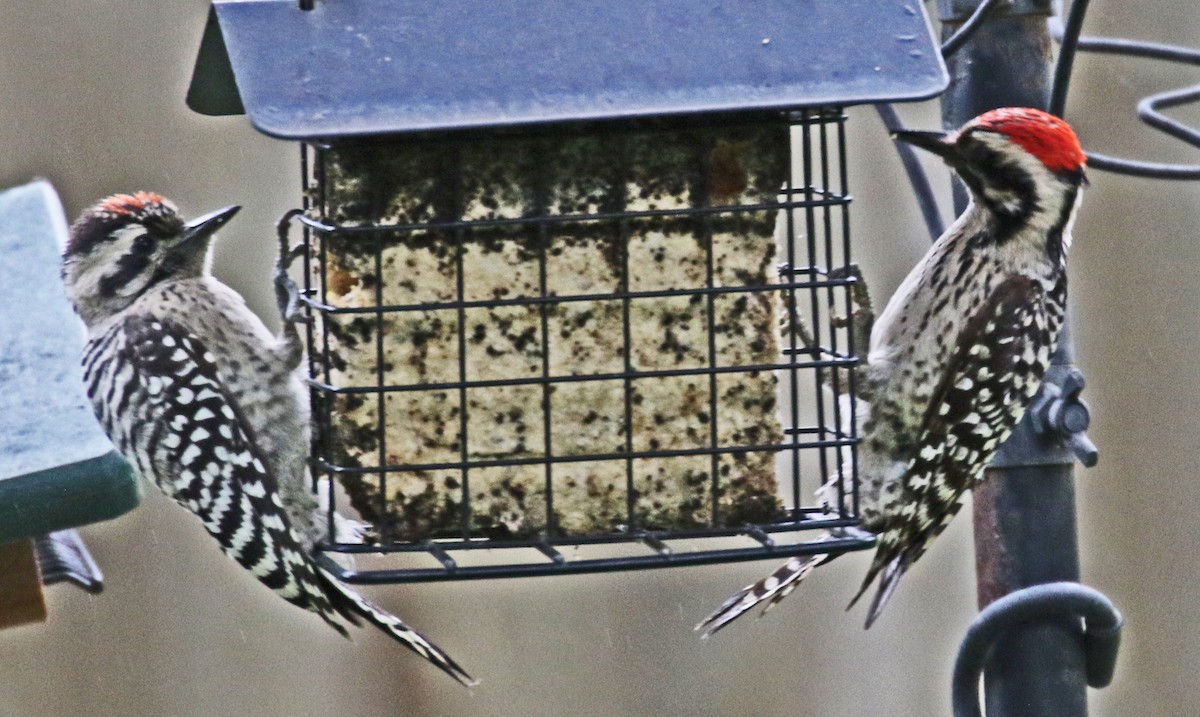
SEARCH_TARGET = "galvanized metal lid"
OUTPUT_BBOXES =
[189,0,947,139]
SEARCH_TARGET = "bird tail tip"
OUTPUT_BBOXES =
[847,553,907,629]
[696,549,830,638]
[315,567,477,687]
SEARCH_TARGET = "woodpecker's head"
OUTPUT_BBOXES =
[62,192,240,325]
[894,108,1086,236]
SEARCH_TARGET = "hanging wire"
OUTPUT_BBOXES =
[1049,0,1200,179]
[875,103,947,241]
[940,0,1008,59]
[875,0,1010,241]
[887,0,1200,244]
[1048,0,1087,117]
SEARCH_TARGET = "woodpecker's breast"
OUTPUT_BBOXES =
[857,213,1068,521]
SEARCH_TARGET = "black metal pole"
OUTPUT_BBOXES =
[937,1,1092,715]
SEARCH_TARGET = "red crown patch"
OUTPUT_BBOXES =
[970,108,1086,174]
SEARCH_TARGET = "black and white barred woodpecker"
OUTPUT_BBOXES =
[699,107,1088,635]
[61,193,475,685]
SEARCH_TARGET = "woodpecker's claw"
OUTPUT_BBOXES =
[275,210,312,326]
[828,263,874,341]
[284,243,309,265]
[274,268,311,326]
[275,209,310,271]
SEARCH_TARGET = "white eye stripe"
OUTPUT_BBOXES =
[110,224,149,248]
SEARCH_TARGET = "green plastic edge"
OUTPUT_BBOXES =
[186,6,245,117]
[0,451,141,544]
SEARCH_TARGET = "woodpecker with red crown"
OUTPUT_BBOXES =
[698,108,1088,635]
[61,192,475,685]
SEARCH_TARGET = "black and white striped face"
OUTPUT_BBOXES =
[950,128,1085,236]
[62,193,239,326]
[894,108,1087,243]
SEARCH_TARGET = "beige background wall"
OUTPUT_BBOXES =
[2,2,1197,715]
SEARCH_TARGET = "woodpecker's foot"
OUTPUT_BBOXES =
[828,263,874,343]
[779,308,819,355]
[274,267,311,326]
[275,209,309,273]
[275,210,312,327]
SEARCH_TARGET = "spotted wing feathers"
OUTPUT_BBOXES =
[87,315,473,685]
[850,274,1054,626]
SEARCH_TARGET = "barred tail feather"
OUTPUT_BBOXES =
[846,549,910,629]
[315,567,478,687]
[863,557,906,629]
[696,533,837,638]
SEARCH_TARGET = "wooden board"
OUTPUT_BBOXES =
[0,541,46,629]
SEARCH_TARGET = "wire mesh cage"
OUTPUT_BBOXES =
[185,0,952,581]
[296,109,874,583]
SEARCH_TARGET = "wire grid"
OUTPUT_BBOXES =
[299,109,872,583]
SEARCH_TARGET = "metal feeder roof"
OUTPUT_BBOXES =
[188,0,947,140]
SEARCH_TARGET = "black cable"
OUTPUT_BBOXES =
[1049,0,1090,117]
[1049,5,1200,179]
[880,0,1009,242]
[1050,23,1200,64]
[942,0,1007,58]
[875,103,947,242]
[1140,84,1200,145]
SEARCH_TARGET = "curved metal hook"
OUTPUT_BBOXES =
[942,0,1009,59]
[875,103,948,242]
[952,582,1122,717]
[1050,1,1200,179]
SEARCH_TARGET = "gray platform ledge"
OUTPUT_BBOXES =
[188,0,949,139]
[0,181,140,544]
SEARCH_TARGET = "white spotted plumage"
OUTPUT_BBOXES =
[65,193,474,685]
[699,108,1087,636]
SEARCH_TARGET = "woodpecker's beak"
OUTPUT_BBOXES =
[892,130,959,161]
[181,205,241,246]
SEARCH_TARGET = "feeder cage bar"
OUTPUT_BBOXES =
[299,111,877,583]
[187,0,952,583]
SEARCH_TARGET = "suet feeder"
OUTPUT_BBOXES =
[187,0,948,583]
